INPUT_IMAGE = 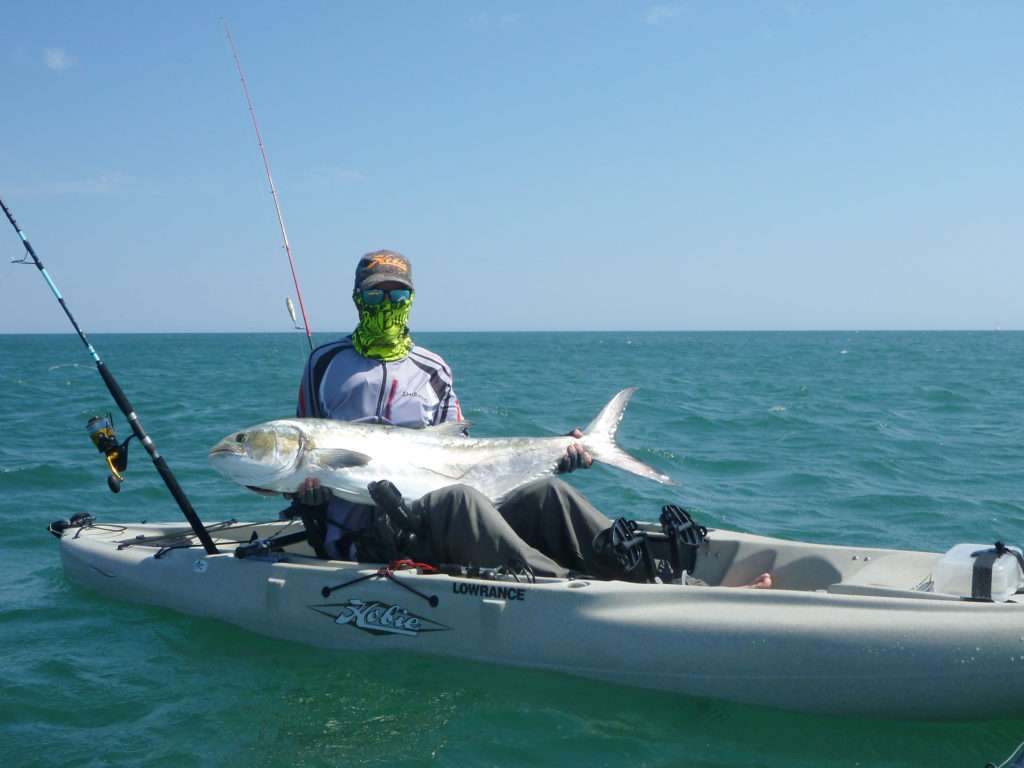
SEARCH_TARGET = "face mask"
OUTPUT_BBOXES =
[351,293,414,361]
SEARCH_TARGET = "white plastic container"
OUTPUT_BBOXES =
[932,543,1024,602]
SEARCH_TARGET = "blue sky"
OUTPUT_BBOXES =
[2,1,1021,333]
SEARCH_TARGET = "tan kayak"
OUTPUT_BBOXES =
[54,516,1024,719]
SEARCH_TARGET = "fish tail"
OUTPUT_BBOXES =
[582,388,674,485]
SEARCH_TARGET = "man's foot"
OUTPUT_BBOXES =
[745,572,773,589]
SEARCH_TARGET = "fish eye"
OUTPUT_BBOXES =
[235,433,247,443]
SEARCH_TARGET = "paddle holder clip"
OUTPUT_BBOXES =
[593,518,660,582]
[660,505,708,581]
[87,414,134,493]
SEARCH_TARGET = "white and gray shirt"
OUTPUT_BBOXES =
[297,336,461,425]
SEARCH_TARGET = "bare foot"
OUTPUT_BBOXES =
[746,572,773,589]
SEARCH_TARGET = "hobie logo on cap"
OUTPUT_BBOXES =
[366,254,408,272]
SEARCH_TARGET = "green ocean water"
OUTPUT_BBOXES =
[2,331,1023,767]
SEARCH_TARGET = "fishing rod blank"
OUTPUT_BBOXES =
[225,21,314,352]
[0,197,219,555]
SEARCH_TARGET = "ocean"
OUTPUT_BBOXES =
[1,331,1022,767]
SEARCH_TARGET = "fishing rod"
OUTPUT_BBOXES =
[224,21,314,351]
[0,197,219,555]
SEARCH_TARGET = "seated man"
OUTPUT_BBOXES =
[293,249,614,578]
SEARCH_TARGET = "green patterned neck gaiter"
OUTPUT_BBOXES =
[351,294,414,361]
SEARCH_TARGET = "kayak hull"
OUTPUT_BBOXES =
[58,520,1024,719]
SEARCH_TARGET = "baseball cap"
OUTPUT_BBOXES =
[354,250,414,291]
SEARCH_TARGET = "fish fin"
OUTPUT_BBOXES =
[311,448,372,469]
[582,388,674,486]
[423,420,472,435]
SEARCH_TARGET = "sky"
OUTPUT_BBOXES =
[1,1,1022,333]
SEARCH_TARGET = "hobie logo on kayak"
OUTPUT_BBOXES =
[312,599,449,637]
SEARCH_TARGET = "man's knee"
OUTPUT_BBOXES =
[520,476,577,505]
[521,477,607,528]
[432,483,490,505]
[417,484,493,519]
[518,476,568,496]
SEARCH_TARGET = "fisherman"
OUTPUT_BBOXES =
[290,249,619,578]
[286,250,774,586]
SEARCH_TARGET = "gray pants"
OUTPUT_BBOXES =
[401,478,612,577]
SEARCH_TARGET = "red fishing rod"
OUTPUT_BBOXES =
[224,21,314,351]
[1,197,219,554]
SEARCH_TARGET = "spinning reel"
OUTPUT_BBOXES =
[86,414,135,493]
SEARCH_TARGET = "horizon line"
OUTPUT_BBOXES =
[1,328,1021,336]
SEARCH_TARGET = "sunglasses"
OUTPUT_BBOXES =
[358,288,413,305]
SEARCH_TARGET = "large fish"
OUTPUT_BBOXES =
[209,388,672,504]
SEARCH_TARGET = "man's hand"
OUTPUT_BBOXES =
[290,477,332,506]
[557,428,593,474]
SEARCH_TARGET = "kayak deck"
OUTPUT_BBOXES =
[77,517,948,597]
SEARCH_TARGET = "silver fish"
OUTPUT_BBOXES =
[208,388,672,504]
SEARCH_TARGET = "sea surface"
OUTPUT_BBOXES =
[1,331,1023,767]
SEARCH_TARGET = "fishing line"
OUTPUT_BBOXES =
[224,21,314,351]
[0,197,219,554]
[2,242,32,289]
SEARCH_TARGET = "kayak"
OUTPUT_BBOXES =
[54,515,1024,719]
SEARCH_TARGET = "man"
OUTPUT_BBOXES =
[292,249,616,577]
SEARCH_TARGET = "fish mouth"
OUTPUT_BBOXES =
[209,445,244,458]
